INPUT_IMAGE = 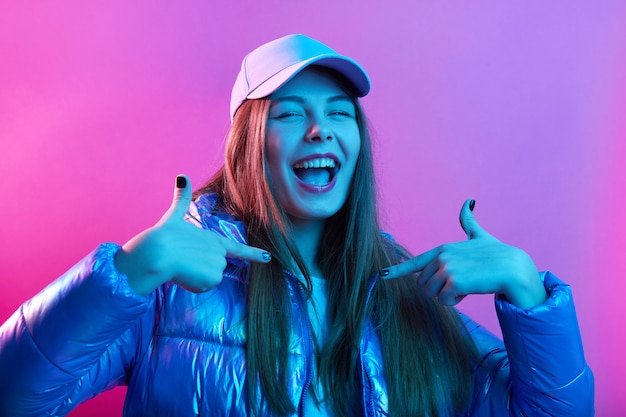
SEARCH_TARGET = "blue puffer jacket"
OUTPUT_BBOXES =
[0,194,594,416]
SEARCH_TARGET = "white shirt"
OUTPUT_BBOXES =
[297,275,332,417]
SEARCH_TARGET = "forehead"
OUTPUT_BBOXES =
[270,67,349,100]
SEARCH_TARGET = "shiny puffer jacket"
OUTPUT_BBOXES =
[0,194,594,416]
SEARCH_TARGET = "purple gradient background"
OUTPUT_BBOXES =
[1,2,624,415]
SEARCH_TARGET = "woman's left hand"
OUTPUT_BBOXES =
[382,200,548,309]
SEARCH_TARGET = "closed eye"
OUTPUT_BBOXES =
[329,110,354,118]
[273,111,303,119]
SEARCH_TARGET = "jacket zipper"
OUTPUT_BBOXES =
[285,271,314,417]
[361,273,379,416]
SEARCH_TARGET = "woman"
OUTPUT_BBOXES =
[0,34,593,416]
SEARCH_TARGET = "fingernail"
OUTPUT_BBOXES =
[262,252,272,262]
[469,199,476,211]
[380,269,389,277]
[176,176,187,189]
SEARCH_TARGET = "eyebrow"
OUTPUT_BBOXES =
[270,94,353,105]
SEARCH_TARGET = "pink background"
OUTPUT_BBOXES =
[1,1,624,415]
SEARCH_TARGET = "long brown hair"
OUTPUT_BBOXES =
[195,75,478,416]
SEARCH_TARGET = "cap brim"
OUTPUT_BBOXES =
[245,53,370,100]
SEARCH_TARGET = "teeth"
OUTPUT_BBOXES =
[293,157,336,169]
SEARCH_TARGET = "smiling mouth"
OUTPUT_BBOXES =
[292,157,339,186]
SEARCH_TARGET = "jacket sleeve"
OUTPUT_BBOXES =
[464,271,594,416]
[0,243,155,417]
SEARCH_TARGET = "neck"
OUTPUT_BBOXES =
[289,217,326,278]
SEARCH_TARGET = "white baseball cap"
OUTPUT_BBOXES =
[230,34,371,121]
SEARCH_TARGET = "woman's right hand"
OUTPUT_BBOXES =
[114,175,271,296]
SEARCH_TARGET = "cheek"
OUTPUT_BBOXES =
[265,132,283,174]
[342,131,362,181]
[346,130,362,163]
[264,133,295,202]
[353,138,362,158]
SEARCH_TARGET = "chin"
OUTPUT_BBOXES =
[289,203,344,222]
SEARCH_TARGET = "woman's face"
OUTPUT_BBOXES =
[265,68,361,224]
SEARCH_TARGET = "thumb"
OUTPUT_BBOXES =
[168,174,193,219]
[459,199,488,239]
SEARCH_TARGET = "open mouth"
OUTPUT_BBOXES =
[292,157,339,186]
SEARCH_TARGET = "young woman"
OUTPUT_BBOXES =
[0,34,593,416]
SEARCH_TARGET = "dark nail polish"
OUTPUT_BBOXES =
[469,199,476,211]
[262,252,272,262]
[176,176,187,189]
[380,269,389,277]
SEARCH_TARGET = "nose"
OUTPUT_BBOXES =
[305,115,333,143]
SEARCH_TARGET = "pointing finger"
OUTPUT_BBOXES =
[217,234,272,264]
[381,247,439,280]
